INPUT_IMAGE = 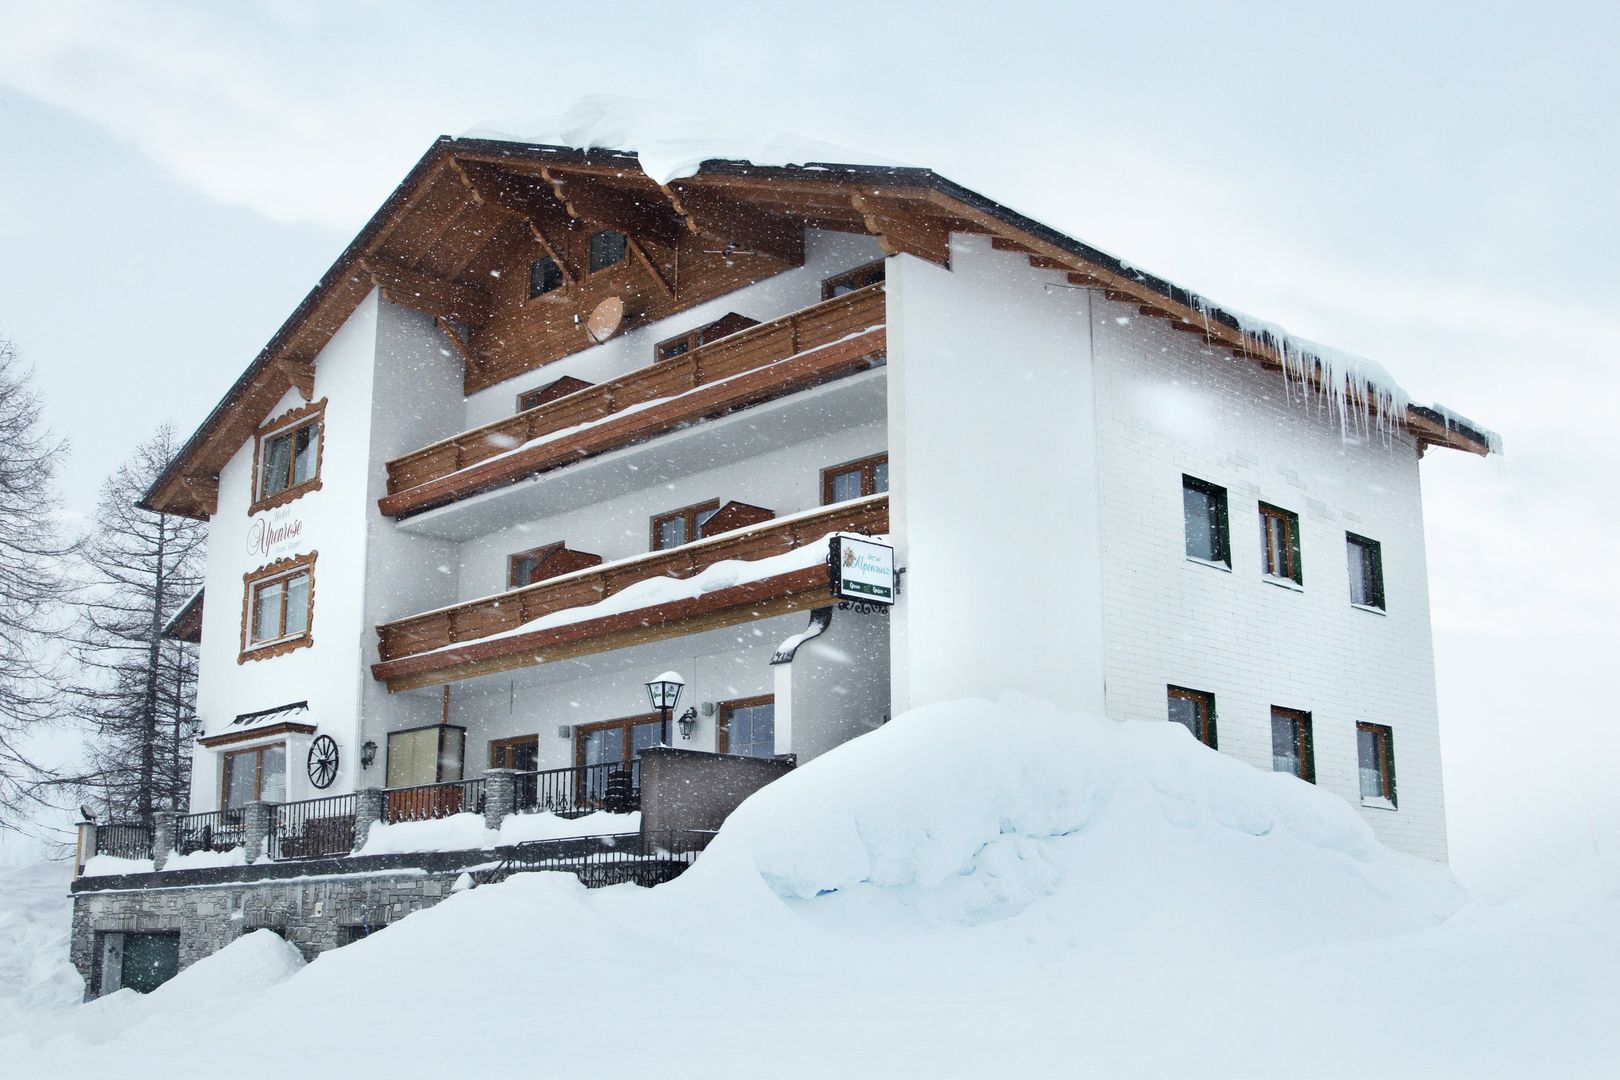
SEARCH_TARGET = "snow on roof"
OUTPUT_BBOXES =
[464,94,906,186]
[467,97,1499,455]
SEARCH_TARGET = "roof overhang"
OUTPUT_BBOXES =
[145,136,1497,520]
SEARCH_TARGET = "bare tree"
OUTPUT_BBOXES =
[0,337,73,832]
[70,425,204,826]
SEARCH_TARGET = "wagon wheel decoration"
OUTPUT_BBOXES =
[307,735,340,789]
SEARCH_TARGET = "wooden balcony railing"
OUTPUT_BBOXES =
[380,283,886,518]
[374,496,888,677]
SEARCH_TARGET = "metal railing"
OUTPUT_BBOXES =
[174,809,245,856]
[383,776,486,824]
[512,760,639,817]
[269,793,357,860]
[481,829,706,889]
[94,823,153,861]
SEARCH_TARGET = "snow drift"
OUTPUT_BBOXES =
[16,697,1616,1080]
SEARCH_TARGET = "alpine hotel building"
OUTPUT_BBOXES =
[71,129,1497,995]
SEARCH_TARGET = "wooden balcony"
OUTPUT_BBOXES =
[372,495,889,691]
[380,284,887,519]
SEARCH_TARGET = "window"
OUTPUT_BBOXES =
[718,696,776,758]
[251,399,325,512]
[240,553,316,661]
[1259,503,1302,584]
[1166,686,1217,748]
[385,724,466,789]
[654,312,760,362]
[1270,707,1315,782]
[1182,476,1230,565]
[528,255,563,298]
[221,744,286,809]
[821,454,890,505]
[821,259,886,300]
[517,375,593,413]
[1357,723,1397,807]
[650,500,719,551]
[1346,533,1385,609]
[588,229,627,272]
[575,714,664,768]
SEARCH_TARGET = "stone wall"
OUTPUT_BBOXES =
[72,858,474,999]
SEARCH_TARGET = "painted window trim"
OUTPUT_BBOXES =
[1259,501,1303,585]
[716,694,776,756]
[1270,706,1316,783]
[239,551,317,663]
[649,499,721,551]
[821,259,886,300]
[248,398,327,516]
[1357,722,1398,807]
[821,453,890,506]
[1166,685,1218,749]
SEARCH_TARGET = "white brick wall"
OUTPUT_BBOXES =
[1089,296,1449,861]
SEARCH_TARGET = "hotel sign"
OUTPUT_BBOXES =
[246,506,307,562]
[830,535,895,605]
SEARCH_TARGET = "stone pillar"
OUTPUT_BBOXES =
[483,769,516,832]
[353,788,385,853]
[74,820,97,878]
[243,801,273,863]
[152,811,178,871]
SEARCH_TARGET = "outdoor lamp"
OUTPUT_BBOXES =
[646,671,685,744]
[360,740,378,769]
[677,707,698,740]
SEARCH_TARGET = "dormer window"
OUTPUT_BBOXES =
[528,255,563,298]
[588,229,627,273]
[251,399,325,513]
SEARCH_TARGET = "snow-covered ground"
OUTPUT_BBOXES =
[3,696,1616,1078]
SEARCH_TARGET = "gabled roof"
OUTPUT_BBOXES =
[144,135,1498,519]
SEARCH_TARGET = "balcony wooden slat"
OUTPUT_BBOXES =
[374,496,888,667]
[382,284,886,509]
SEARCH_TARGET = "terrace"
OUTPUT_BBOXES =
[379,283,887,519]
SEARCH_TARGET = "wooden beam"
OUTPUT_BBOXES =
[626,237,675,300]
[539,166,687,248]
[662,182,805,265]
[362,258,493,325]
[850,193,951,267]
[278,359,316,401]
[434,316,480,370]
[448,160,581,282]
[177,474,219,516]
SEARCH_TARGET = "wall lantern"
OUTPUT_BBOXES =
[360,740,378,769]
[645,671,685,744]
[677,707,698,741]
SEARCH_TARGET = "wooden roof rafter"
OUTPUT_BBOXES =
[537,164,688,249]
[446,158,583,283]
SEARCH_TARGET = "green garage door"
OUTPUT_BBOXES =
[121,933,180,994]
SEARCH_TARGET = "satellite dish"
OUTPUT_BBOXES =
[584,296,625,344]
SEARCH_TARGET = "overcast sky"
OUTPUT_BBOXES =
[1,0,1615,897]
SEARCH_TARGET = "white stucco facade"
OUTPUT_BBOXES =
[188,222,1455,861]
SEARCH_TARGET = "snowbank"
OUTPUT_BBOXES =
[0,862,81,1015]
[7,698,1615,1078]
[465,95,903,186]
[79,854,153,877]
[358,809,641,855]
[677,695,1462,963]
[159,846,246,872]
